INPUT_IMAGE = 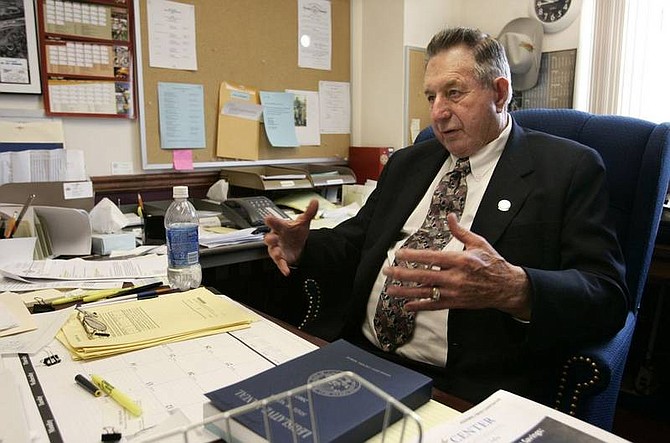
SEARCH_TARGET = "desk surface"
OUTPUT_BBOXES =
[200,240,267,268]
[4,290,468,442]
[260,308,473,414]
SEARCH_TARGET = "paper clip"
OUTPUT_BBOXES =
[32,297,55,313]
[101,427,122,442]
[41,351,61,367]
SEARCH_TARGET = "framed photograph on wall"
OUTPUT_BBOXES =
[0,0,42,94]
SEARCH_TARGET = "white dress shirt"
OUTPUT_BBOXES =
[361,121,511,366]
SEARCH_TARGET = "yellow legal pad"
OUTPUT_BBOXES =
[56,287,257,360]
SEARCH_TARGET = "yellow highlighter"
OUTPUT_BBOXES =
[81,288,126,303]
[51,288,119,306]
[91,374,143,417]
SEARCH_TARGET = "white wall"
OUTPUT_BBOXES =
[2,0,587,177]
[350,0,405,148]
[1,91,139,177]
[350,0,456,147]
[457,0,580,51]
[352,0,585,151]
[403,0,459,50]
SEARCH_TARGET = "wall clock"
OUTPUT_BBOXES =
[529,0,582,33]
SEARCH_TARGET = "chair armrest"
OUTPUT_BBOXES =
[554,311,636,427]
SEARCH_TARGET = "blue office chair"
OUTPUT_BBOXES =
[414,125,436,144]
[415,109,670,430]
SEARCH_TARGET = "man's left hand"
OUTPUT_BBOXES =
[383,213,532,320]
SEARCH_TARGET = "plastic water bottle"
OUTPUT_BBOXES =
[164,186,202,290]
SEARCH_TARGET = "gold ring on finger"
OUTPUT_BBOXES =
[431,286,441,302]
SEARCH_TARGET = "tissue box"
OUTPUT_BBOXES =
[91,232,136,255]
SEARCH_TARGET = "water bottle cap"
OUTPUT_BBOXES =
[173,186,189,199]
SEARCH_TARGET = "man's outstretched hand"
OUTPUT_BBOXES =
[264,199,319,276]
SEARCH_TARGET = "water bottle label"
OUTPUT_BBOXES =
[166,225,199,267]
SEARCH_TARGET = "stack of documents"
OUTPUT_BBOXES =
[0,255,167,293]
[0,292,37,337]
[56,288,256,360]
[199,227,265,248]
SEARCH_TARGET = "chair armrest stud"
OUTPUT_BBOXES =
[299,279,321,330]
[554,354,605,417]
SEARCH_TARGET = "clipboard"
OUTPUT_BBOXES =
[216,81,261,160]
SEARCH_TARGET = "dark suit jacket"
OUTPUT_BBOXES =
[294,118,628,405]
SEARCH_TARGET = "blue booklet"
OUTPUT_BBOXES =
[204,339,433,442]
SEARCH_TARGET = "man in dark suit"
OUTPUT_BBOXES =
[263,27,628,406]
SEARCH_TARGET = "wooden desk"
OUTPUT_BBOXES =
[254,305,473,413]
[13,289,468,441]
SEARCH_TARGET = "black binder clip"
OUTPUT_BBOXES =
[41,350,61,367]
[32,297,55,313]
[101,427,122,442]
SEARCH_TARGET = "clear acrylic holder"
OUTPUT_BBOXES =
[141,371,424,442]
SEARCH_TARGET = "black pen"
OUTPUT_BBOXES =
[136,287,179,300]
[108,281,164,298]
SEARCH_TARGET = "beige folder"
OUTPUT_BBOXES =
[216,81,261,160]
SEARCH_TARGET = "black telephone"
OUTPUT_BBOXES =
[221,196,290,228]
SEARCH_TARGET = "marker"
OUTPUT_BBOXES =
[75,374,101,397]
[51,289,119,306]
[3,211,17,239]
[136,193,144,218]
[91,374,142,417]
[81,281,163,303]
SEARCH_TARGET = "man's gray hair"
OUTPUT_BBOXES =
[426,27,511,92]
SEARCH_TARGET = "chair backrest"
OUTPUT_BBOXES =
[511,109,670,312]
[414,110,670,311]
[414,126,435,144]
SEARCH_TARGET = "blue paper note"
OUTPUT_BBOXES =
[157,82,206,149]
[259,91,299,147]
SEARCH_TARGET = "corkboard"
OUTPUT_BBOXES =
[137,0,350,169]
[405,46,431,145]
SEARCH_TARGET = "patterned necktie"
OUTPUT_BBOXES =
[373,157,471,352]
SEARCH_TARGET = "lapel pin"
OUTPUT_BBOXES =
[497,199,511,212]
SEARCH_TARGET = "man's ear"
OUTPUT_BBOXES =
[493,77,511,112]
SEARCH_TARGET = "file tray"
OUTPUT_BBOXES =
[142,372,424,442]
[219,166,313,191]
[284,163,357,187]
[0,181,94,211]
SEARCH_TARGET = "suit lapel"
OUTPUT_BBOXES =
[386,143,449,236]
[471,121,534,245]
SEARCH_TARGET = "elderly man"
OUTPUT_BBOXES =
[263,27,627,405]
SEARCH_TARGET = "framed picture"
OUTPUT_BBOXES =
[0,0,41,94]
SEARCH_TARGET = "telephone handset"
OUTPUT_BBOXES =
[221,196,290,228]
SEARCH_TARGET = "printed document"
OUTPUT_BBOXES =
[57,287,255,359]
[0,255,167,281]
[422,389,628,442]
